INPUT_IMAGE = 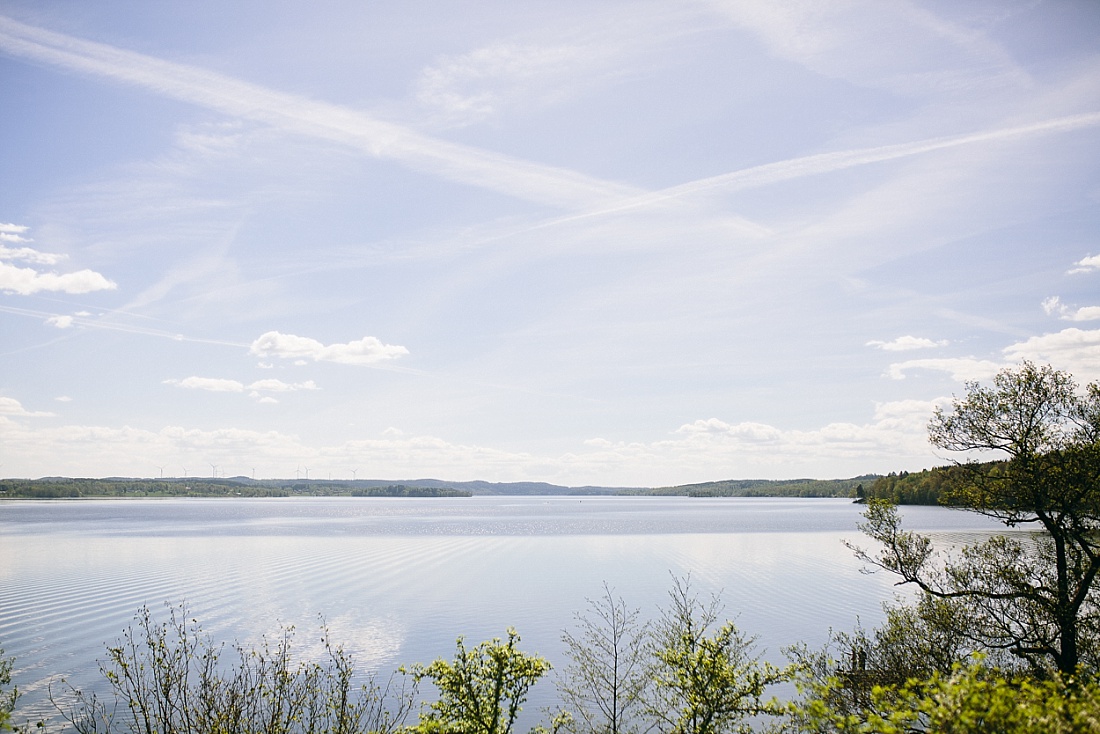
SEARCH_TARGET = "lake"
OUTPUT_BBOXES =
[0,496,1010,724]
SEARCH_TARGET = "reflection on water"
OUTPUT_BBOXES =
[0,497,1010,722]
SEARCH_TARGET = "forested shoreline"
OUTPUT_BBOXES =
[0,476,882,501]
[0,479,471,499]
[0,472,992,505]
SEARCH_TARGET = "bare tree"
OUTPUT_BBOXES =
[558,584,649,734]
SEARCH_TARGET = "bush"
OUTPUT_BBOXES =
[59,604,416,734]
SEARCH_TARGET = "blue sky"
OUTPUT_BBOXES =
[1,1,1099,485]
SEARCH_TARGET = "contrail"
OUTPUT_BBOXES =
[0,303,248,347]
[3,15,1096,232]
[546,110,1100,226]
[0,15,640,212]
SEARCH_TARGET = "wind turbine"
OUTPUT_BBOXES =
[155,465,164,479]
[210,463,218,479]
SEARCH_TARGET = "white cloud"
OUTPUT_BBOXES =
[0,396,54,417]
[866,335,947,351]
[1074,307,1100,321]
[0,244,66,265]
[0,224,70,265]
[1042,296,1100,322]
[1068,254,1100,275]
[164,376,245,393]
[886,357,1004,381]
[165,376,320,401]
[55,396,72,402]
[0,400,945,485]
[675,418,782,442]
[884,327,1100,384]
[0,261,116,295]
[46,315,74,329]
[1003,328,1100,380]
[249,331,409,365]
[246,379,319,392]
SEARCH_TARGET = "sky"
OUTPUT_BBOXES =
[1,1,1099,486]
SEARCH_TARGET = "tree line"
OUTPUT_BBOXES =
[0,480,470,499]
[4,361,1100,731]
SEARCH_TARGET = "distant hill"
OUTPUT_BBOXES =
[649,475,878,498]
[363,478,647,495]
[0,475,880,498]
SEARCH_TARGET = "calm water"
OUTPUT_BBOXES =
[0,496,1008,723]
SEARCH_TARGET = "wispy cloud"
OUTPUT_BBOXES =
[646,112,1100,204]
[1,227,60,265]
[0,244,65,265]
[416,42,604,127]
[249,331,409,366]
[0,15,640,211]
[886,357,1004,382]
[1042,296,1100,322]
[707,0,1029,94]
[866,335,948,351]
[164,376,247,393]
[0,304,249,349]
[528,110,1100,235]
[163,376,320,403]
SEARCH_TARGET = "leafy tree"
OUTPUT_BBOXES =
[558,584,649,734]
[645,577,786,734]
[405,629,551,734]
[60,604,416,734]
[852,362,1100,675]
[788,656,1100,734]
[780,595,1026,733]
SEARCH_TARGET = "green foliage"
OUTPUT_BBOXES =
[786,657,1100,733]
[0,647,15,733]
[645,578,787,734]
[0,479,471,499]
[348,485,469,498]
[558,585,649,734]
[863,466,974,506]
[61,604,416,734]
[648,477,878,499]
[405,629,551,734]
